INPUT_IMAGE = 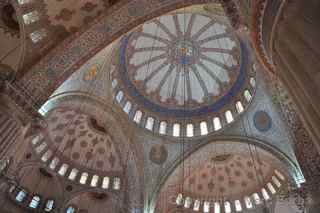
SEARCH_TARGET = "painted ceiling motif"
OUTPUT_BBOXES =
[43,0,108,31]
[119,13,240,111]
[45,107,122,173]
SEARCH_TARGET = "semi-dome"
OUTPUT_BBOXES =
[112,12,255,137]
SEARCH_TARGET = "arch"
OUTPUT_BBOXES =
[148,136,303,213]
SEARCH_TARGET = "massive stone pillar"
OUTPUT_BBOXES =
[272,0,320,151]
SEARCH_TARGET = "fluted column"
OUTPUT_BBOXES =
[272,0,320,151]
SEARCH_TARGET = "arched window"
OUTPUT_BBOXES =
[244,196,253,209]
[35,142,47,154]
[66,206,76,213]
[113,177,121,190]
[112,79,118,88]
[267,182,276,194]
[252,193,262,205]
[68,168,78,181]
[79,172,89,184]
[234,200,242,212]
[274,170,285,181]
[102,176,110,189]
[193,199,200,211]
[41,150,53,162]
[115,91,124,103]
[250,77,256,87]
[173,123,180,137]
[145,117,154,131]
[272,176,282,188]
[91,175,99,187]
[22,11,39,24]
[200,121,208,135]
[29,195,40,209]
[159,121,167,135]
[224,201,231,213]
[133,110,142,123]
[15,190,27,202]
[262,188,270,200]
[49,157,59,170]
[123,101,132,114]
[32,134,43,145]
[213,117,222,131]
[203,201,210,213]
[244,90,252,102]
[236,101,244,113]
[225,110,234,123]
[186,124,194,137]
[184,197,192,208]
[58,164,69,176]
[44,199,55,212]
[214,202,221,213]
[29,29,47,43]
[176,193,183,205]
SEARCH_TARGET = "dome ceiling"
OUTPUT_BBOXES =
[112,11,255,137]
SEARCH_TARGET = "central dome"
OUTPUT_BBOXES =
[120,13,241,114]
[112,12,255,137]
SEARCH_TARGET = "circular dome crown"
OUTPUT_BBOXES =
[112,12,255,137]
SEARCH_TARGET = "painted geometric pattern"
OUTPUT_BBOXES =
[125,13,239,110]
[46,107,122,172]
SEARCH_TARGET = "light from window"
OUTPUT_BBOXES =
[176,193,183,205]
[145,117,154,131]
[173,123,180,137]
[15,190,27,202]
[133,110,142,123]
[66,206,76,213]
[35,142,47,154]
[244,196,253,209]
[214,202,221,213]
[113,177,121,190]
[32,134,43,145]
[225,110,234,123]
[159,121,167,135]
[23,11,40,25]
[115,91,124,103]
[68,169,78,181]
[41,150,52,162]
[58,164,69,176]
[193,199,200,211]
[91,175,99,187]
[267,182,276,194]
[244,90,252,102]
[186,124,194,137]
[44,199,55,212]
[79,173,89,184]
[250,77,256,87]
[224,201,231,213]
[49,157,59,170]
[213,117,222,131]
[112,79,118,88]
[236,101,244,113]
[274,170,285,181]
[203,201,210,213]
[29,29,47,43]
[272,176,281,188]
[18,0,32,4]
[184,197,192,208]
[252,193,262,205]
[235,200,242,212]
[102,177,110,189]
[262,188,270,200]
[123,101,132,114]
[200,121,208,135]
[29,195,40,209]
